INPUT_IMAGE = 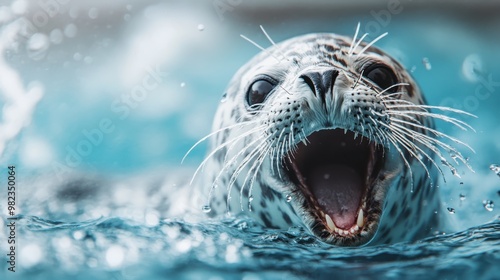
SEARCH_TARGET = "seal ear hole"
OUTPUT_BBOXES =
[363,64,398,93]
[246,78,277,111]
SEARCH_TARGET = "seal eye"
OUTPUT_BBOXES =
[363,65,398,93]
[246,79,276,109]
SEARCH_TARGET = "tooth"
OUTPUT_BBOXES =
[320,211,325,218]
[343,128,347,134]
[350,228,356,234]
[302,139,307,145]
[357,209,364,227]
[353,225,359,232]
[325,214,335,232]
[343,230,349,235]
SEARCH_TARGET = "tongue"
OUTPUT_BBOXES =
[307,164,363,229]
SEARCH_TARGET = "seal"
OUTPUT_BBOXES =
[190,25,474,246]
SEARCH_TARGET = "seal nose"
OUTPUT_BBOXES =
[300,69,339,103]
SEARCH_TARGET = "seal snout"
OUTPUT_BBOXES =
[299,69,339,102]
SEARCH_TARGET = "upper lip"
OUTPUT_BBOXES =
[283,128,384,243]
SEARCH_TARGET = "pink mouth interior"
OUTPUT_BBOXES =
[285,129,380,230]
[307,164,362,229]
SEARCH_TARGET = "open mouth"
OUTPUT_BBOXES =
[284,129,385,243]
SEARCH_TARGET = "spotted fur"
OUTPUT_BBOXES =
[191,27,473,246]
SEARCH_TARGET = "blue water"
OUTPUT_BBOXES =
[1,1,500,279]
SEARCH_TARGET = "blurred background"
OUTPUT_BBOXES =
[0,1,499,277]
[0,0,499,178]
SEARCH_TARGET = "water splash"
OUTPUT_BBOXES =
[489,164,500,177]
[0,19,44,157]
[202,205,212,213]
[422,57,432,70]
[482,200,494,212]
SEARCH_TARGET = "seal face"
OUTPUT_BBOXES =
[194,27,473,246]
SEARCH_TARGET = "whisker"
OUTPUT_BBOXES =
[348,22,361,56]
[182,120,261,163]
[358,32,388,56]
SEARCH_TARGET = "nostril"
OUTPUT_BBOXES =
[300,74,317,97]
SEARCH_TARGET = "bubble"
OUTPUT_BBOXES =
[483,200,494,212]
[489,164,500,177]
[124,14,131,21]
[27,33,49,60]
[221,92,228,103]
[88,7,99,19]
[410,65,416,73]
[459,193,466,201]
[447,207,455,214]
[11,0,27,15]
[49,29,63,44]
[126,4,133,11]
[106,245,125,268]
[462,54,483,82]
[73,52,82,61]
[497,190,500,197]
[422,57,432,70]
[64,24,78,38]
[69,6,79,19]
[323,173,330,180]
[248,195,254,202]
[0,7,13,23]
[84,56,93,64]
[20,244,43,268]
[145,212,160,227]
[197,24,205,31]
[175,239,192,253]
[286,194,292,202]
[180,82,186,88]
[202,205,212,213]
[72,230,85,240]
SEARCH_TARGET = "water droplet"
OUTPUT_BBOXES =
[180,82,186,88]
[27,33,49,60]
[459,193,466,201]
[410,65,416,73]
[106,245,125,268]
[64,23,78,38]
[88,7,98,19]
[221,92,227,103]
[202,205,211,213]
[422,57,432,70]
[447,207,455,214]
[73,52,82,61]
[197,24,205,31]
[49,29,63,44]
[483,200,494,212]
[462,53,483,82]
[72,230,85,240]
[286,194,292,202]
[84,56,93,64]
[489,164,500,177]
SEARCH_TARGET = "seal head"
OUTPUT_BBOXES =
[197,30,473,246]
